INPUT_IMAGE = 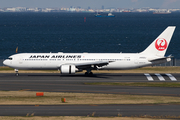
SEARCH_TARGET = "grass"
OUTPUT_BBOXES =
[1,91,180,105]
[0,116,175,120]
[0,66,14,71]
[93,66,180,73]
[84,82,180,88]
[1,66,180,73]
[0,66,59,73]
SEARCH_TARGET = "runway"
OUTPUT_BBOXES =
[0,73,180,117]
[0,73,180,96]
[0,104,180,117]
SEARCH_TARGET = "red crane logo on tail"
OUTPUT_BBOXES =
[155,38,167,51]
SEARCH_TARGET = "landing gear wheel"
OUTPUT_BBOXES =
[15,73,19,76]
[89,72,93,75]
[85,72,93,76]
[85,72,88,76]
[15,69,19,76]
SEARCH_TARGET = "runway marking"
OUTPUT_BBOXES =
[155,73,165,81]
[144,73,154,81]
[144,73,177,81]
[165,74,177,81]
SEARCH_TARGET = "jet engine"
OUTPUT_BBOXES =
[60,64,76,74]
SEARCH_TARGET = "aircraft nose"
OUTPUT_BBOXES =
[3,60,8,66]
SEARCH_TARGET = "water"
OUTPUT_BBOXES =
[0,12,180,63]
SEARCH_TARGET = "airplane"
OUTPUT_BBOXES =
[3,26,176,76]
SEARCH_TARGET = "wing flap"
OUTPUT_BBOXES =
[75,61,112,69]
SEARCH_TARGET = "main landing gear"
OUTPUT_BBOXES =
[85,69,93,76]
[15,69,19,76]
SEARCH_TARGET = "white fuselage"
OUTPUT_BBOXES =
[3,26,175,74]
[3,52,153,70]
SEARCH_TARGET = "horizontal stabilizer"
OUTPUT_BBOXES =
[149,55,173,62]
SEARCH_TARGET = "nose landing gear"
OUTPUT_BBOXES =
[15,69,19,76]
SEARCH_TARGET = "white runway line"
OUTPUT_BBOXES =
[165,74,177,81]
[155,73,165,81]
[144,73,154,81]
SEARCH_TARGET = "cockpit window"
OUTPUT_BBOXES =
[8,58,13,60]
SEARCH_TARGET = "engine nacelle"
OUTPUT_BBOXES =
[60,64,76,74]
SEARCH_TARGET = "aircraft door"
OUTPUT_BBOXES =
[134,57,139,64]
[19,57,23,64]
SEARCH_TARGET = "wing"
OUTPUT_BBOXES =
[74,61,113,70]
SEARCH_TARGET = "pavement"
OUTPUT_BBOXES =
[0,73,180,117]
[0,104,180,117]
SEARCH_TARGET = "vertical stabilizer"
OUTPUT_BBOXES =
[140,26,176,57]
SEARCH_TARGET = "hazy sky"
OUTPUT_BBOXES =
[0,0,180,9]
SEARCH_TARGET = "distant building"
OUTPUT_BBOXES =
[6,8,16,12]
[102,5,104,9]
[0,9,4,12]
[16,7,26,11]
[69,7,76,12]
[0,6,180,13]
